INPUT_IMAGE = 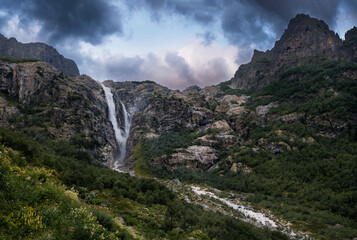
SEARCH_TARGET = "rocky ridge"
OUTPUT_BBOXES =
[0,34,79,77]
[230,14,357,89]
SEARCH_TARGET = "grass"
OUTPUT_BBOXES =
[0,57,41,63]
[133,142,155,178]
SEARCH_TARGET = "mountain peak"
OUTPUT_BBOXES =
[287,14,328,29]
[275,13,340,51]
[230,14,352,90]
[282,14,331,38]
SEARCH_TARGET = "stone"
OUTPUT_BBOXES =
[227,106,246,116]
[301,137,315,143]
[172,179,181,185]
[256,102,278,117]
[145,132,160,139]
[151,145,218,170]
[278,112,304,123]
[278,141,291,151]
[221,95,248,105]
[182,85,201,95]
[215,134,238,145]
[197,135,218,147]
[230,162,252,173]
[272,146,282,154]
[192,109,206,125]
[230,163,238,173]
[116,216,125,224]
[209,120,232,133]
[333,224,344,229]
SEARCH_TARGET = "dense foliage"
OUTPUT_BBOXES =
[245,61,357,118]
[0,129,287,239]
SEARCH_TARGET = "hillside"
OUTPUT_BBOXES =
[0,14,356,240]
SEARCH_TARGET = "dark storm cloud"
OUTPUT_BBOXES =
[220,0,340,44]
[193,12,214,24]
[128,0,356,63]
[2,0,354,49]
[0,0,122,44]
[127,0,219,23]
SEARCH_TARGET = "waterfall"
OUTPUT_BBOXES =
[101,83,132,167]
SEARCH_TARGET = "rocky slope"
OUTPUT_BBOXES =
[0,60,117,164]
[0,34,79,77]
[230,14,357,89]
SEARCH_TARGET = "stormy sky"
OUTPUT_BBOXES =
[0,0,356,89]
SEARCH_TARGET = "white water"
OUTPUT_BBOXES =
[118,101,131,161]
[101,83,132,167]
[191,186,278,227]
[190,186,312,239]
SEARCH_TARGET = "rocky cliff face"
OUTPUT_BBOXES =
[0,34,80,77]
[230,14,356,89]
[0,60,117,163]
[344,27,357,62]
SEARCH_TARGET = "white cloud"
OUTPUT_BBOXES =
[77,39,239,90]
[1,15,41,43]
[177,39,238,86]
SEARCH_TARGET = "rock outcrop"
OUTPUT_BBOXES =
[151,146,218,170]
[0,34,79,77]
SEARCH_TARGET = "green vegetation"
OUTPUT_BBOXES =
[0,57,41,63]
[244,61,357,116]
[131,80,157,84]
[169,126,357,237]
[0,142,134,239]
[0,128,288,239]
[134,129,204,178]
[219,80,253,96]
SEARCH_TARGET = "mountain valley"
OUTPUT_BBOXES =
[0,14,356,240]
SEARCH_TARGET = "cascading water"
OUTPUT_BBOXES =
[119,101,131,159]
[101,83,132,169]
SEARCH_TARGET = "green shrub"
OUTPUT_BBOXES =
[0,57,41,63]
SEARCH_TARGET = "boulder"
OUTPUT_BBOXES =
[227,106,246,116]
[230,162,252,173]
[256,102,278,117]
[151,145,218,170]
[209,120,232,133]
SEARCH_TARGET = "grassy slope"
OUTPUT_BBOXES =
[0,129,288,240]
